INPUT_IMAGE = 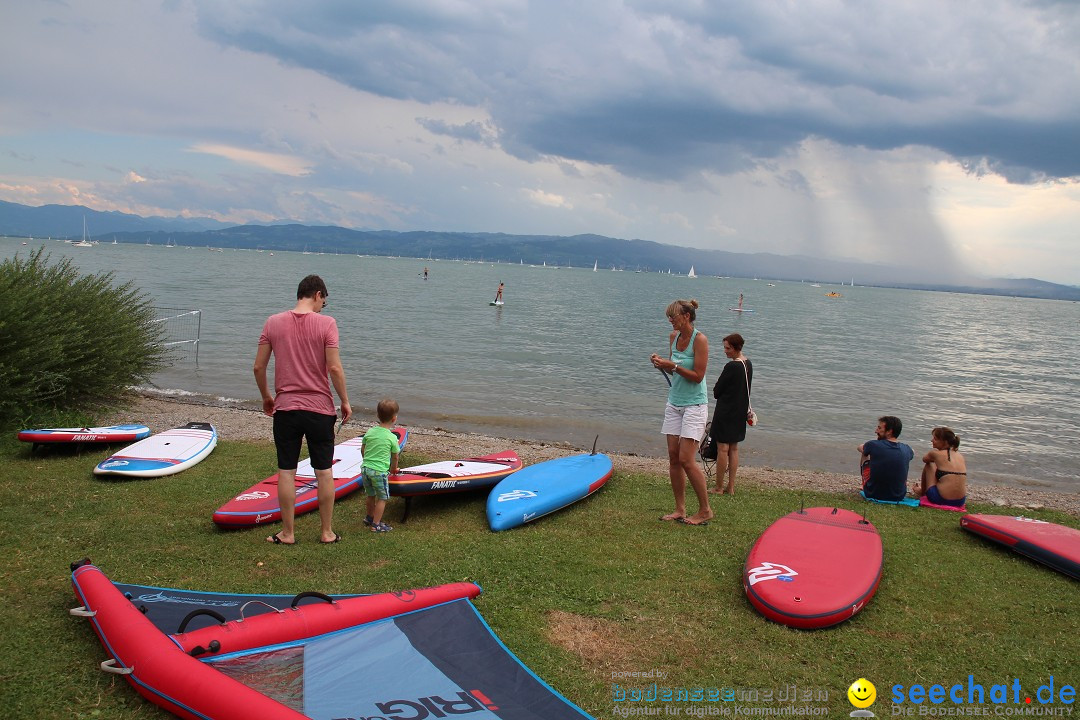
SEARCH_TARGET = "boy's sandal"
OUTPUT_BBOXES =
[371,522,393,533]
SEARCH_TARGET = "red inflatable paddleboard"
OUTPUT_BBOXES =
[961,514,1080,580]
[212,428,406,527]
[744,507,882,629]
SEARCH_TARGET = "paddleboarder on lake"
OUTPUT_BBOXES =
[255,274,352,545]
[494,281,504,304]
[650,299,713,526]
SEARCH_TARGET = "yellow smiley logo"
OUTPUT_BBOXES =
[847,678,877,709]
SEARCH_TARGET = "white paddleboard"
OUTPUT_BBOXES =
[490,300,505,306]
[94,423,218,478]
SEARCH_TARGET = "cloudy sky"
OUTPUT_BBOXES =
[2,0,1079,283]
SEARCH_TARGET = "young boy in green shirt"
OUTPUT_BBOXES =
[361,399,400,533]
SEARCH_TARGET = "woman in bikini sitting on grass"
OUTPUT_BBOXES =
[915,426,967,507]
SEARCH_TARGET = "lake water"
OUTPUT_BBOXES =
[7,237,1079,494]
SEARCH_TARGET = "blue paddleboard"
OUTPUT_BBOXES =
[486,453,613,531]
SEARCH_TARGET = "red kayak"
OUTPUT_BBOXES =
[212,428,407,527]
[961,514,1080,580]
[744,507,882,629]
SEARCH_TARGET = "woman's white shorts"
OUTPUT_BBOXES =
[661,402,708,440]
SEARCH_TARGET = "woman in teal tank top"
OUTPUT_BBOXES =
[650,299,713,526]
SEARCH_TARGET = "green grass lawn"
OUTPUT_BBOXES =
[0,438,1077,719]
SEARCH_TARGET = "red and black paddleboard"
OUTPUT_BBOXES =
[18,424,151,445]
[961,514,1080,580]
[388,451,522,496]
[744,507,883,629]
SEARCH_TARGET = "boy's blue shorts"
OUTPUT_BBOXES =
[362,466,390,500]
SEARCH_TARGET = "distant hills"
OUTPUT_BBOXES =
[3,200,1078,300]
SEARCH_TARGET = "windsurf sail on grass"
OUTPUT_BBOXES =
[205,599,593,719]
[74,567,593,720]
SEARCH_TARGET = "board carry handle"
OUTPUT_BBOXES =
[100,658,133,675]
[238,600,285,620]
[177,608,228,633]
[291,591,335,609]
[69,605,97,618]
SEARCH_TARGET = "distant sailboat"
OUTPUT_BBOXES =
[73,217,94,248]
[687,265,696,278]
[593,260,598,272]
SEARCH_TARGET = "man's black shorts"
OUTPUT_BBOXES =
[273,410,336,470]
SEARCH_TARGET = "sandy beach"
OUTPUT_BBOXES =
[111,392,1079,517]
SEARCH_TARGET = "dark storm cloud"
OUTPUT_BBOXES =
[142,1,1080,183]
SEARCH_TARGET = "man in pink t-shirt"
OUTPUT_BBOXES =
[254,274,352,545]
